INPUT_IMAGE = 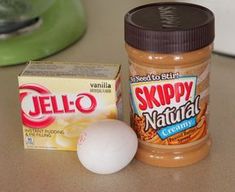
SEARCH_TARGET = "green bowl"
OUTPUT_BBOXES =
[0,0,86,66]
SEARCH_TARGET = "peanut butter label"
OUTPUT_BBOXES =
[130,69,208,145]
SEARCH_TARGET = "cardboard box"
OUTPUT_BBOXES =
[18,61,122,151]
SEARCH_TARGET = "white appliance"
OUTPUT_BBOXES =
[178,0,235,56]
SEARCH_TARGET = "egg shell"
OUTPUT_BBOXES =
[77,119,138,174]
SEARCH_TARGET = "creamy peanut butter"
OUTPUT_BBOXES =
[125,3,214,167]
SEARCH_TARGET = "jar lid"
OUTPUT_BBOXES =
[125,2,215,53]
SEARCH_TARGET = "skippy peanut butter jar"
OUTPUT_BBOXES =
[18,61,122,151]
[125,3,215,167]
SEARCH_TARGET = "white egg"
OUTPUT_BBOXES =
[77,119,138,174]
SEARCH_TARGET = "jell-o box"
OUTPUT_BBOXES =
[18,61,122,151]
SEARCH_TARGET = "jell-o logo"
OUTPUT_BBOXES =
[20,84,97,128]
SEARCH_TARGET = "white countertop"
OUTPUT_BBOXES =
[0,1,235,191]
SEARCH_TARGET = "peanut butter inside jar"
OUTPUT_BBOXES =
[125,3,215,167]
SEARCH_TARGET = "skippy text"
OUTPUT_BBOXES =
[131,76,200,139]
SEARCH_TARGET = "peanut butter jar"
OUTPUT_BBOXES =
[125,2,215,167]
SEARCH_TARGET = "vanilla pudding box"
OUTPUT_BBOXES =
[18,61,122,151]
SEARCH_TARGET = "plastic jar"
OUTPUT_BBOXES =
[125,3,214,167]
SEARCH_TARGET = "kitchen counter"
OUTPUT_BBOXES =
[0,1,234,192]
